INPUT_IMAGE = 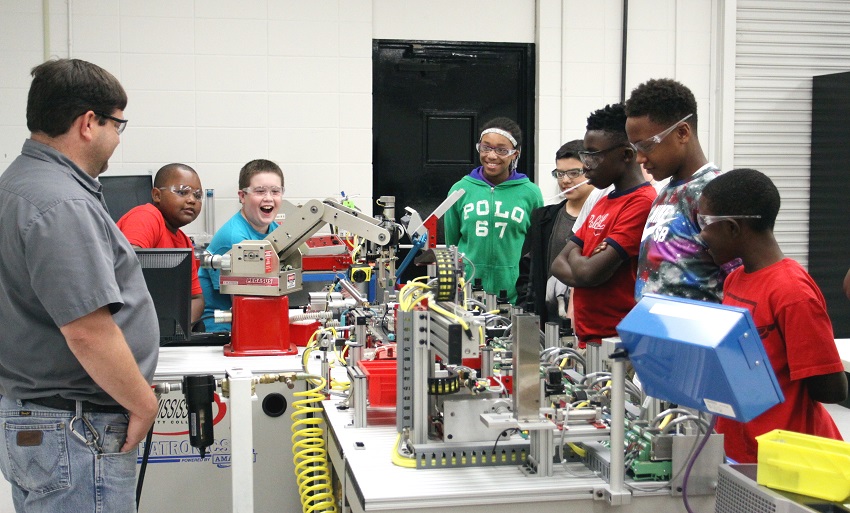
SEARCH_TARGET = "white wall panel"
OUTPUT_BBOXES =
[338,57,372,93]
[268,57,340,93]
[340,0,372,23]
[339,22,373,58]
[0,52,43,88]
[268,20,340,57]
[338,128,372,164]
[65,0,117,15]
[0,88,27,128]
[0,126,29,163]
[196,92,268,128]
[194,55,268,92]
[195,0,267,20]
[195,18,268,55]
[268,0,340,21]
[372,0,536,43]
[120,17,194,53]
[268,128,338,164]
[120,54,195,90]
[0,1,39,14]
[121,127,196,163]
[130,91,196,127]
[339,93,373,129]
[538,95,562,131]
[268,93,339,129]
[0,11,41,51]
[70,15,121,53]
[735,0,850,267]
[538,60,561,97]
[194,163,242,204]
[196,128,268,163]
[284,163,340,200]
[118,0,193,18]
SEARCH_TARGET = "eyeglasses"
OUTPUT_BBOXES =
[476,143,518,158]
[551,168,585,179]
[94,111,128,135]
[241,186,284,198]
[577,144,629,170]
[158,185,204,201]
[632,113,693,155]
[697,214,762,230]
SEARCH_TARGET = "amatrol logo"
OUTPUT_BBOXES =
[154,392,228,436]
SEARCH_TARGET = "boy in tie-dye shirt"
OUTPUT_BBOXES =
[625,78,736,302]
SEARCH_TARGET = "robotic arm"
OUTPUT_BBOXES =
[202,198,390,298]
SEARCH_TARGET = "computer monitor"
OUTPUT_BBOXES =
[135,248,192,345]
[100,175,153,222]
[616,294,784,423]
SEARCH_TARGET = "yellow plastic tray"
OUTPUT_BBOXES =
[756,429,850,502]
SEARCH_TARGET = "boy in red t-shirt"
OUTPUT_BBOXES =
[551,104,656,346]
[117,163,205,323]
[699,168,848,463]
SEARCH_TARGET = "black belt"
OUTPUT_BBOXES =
[26,396,127,414]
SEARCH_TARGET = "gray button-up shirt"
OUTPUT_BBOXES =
[0,139,158,404]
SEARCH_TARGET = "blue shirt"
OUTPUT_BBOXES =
[199,212,279,332]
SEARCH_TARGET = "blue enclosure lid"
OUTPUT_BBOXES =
[616,294,783,422]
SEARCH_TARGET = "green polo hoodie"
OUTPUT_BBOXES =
[444,167,543,304]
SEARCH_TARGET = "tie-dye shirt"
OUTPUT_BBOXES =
[635,163,736,303]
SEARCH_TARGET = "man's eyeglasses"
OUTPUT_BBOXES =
[158,185,204,201]
[476,143,518,158]
[242,186,284,198]
[697,214,762,231]
[632,113,693,155]
[577,144,629,170]
[551,168,585,179]
[94,111,128,135]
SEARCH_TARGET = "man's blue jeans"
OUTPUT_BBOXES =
[0,395,137,513]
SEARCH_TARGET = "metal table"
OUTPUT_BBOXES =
[323,401,716,513]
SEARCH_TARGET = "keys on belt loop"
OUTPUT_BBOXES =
[69,402,103,454]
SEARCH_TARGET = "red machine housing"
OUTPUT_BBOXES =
[302,234,352,272]
[225,295,297,356]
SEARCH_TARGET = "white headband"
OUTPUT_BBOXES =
[479,128,518,147]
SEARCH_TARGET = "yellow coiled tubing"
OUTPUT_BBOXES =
[291,376,337,513]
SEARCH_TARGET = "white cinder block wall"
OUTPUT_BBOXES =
[537,0,715,200]
[1,0,714,230]
[0,0,712,507]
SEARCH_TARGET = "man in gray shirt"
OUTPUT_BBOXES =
[0,59,159,513]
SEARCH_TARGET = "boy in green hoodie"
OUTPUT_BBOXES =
[444,117,544,304]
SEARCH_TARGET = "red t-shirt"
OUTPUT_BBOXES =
[716,258,844,463]
[572,183,656,342]
[116,203,202,296]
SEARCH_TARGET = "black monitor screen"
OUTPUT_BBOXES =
[135,248,192,345]
[100,175,153,222]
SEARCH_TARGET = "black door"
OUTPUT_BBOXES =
[811,71,850,338]
[373,39,536,255]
